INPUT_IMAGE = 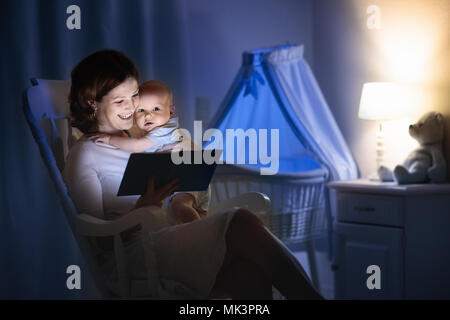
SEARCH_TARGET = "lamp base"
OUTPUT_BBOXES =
[375,121,385,169]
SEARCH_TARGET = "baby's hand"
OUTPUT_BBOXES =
[91,133,111,145]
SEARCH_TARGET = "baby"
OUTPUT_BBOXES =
[93,80,208,225]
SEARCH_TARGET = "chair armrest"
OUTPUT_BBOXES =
[209,192,271,215]
[75,206,166,298]
[75,205,167,237]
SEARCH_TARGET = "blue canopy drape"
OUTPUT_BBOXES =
[208,45,358,181]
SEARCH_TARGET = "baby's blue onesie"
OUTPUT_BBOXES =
[144,117,183,152]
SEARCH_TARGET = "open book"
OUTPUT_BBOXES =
[117,150,220,196]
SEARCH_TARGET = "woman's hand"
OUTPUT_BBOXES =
[133,176,180,210]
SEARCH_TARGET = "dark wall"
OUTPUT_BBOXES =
[178,0,314,132]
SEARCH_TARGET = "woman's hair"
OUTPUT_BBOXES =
[69,49,139,133]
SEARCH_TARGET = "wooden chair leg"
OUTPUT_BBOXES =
[306,239,321,293]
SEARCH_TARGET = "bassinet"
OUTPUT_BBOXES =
[206,44,359,289]
[211,164,328,244]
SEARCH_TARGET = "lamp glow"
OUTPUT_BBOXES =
[358,82,414,120]
[358,82,418,177]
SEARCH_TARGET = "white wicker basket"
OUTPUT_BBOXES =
[210,171,327,244]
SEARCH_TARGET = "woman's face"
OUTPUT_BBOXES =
[96,77,140,134]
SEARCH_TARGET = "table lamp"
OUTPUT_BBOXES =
[358,82,412,176]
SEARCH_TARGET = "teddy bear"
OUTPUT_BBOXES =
[377,111,446,184]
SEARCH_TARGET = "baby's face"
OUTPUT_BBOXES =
[135,93,172,132]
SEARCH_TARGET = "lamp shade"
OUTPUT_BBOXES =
[358,82,415,120]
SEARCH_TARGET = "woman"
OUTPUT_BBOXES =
[63,49,323,299]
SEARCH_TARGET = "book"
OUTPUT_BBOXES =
[117,150,220,196]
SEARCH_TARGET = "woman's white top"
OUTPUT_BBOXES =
[63,136,207,219]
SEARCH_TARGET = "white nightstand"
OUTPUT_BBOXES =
[327,179,450,299]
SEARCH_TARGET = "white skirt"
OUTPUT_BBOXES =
[101,208,238,299]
